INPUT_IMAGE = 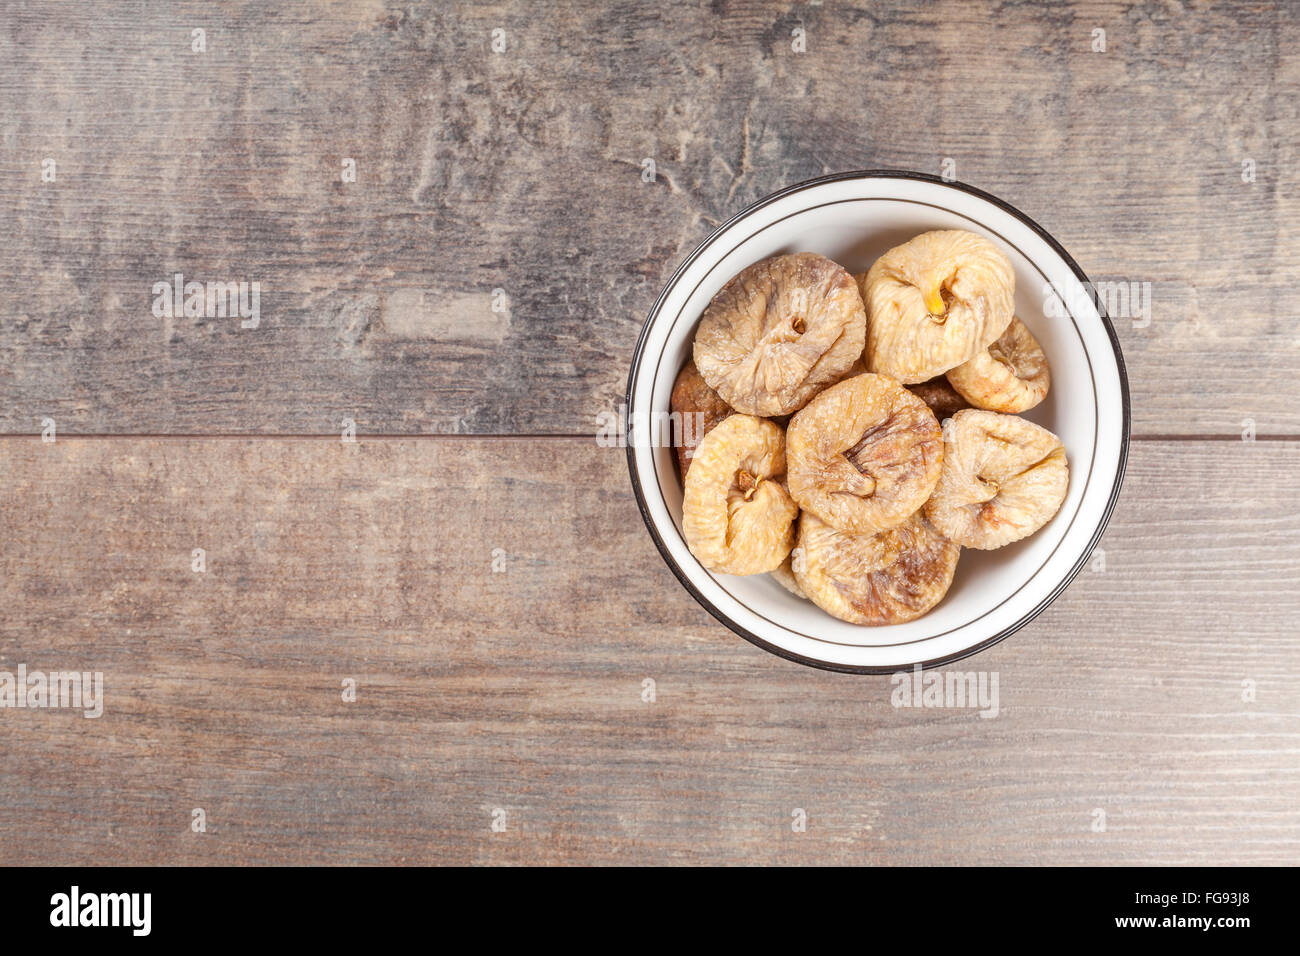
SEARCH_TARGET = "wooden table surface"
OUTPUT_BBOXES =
[1,0,1297,866]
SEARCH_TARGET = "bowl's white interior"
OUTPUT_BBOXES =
[629,175,1126,670]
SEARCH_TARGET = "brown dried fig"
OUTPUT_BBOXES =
[694,253,866,416]
[908,376,970,420]
[670,359,735,481]
[945,316,1050,413]
[924,409,1069,549]
[682,415,798,575]
[793,510,960,625]
[787,373,943,535]
[861,230,1015,383]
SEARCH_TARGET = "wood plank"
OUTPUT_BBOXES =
[0,0,1296,435]
[1,436,1296,865]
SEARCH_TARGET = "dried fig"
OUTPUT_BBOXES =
[770,552,808,600]
[924,409,1069,550]
[769,483,808,597]
[860,230,1015,383]
[694,253,866,416]
[945,316,1050,413]
[670,359,735,481]
[793,510,960,625]
[769,357,865,430]
[682,415,798,575]
[908,376,970,420]
[787,373,943,535]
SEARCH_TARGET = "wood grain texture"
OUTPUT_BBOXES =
[0,0,1297,435]
[1,437,1297,866]
[2,0,1297,869]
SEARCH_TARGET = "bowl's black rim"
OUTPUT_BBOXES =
[624,169,1132,675]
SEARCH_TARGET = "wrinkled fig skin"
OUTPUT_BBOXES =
[768,483,808,597]
[861,230,1016,383]
[682,415,799,575]
[908,376,970,420]
[770,551,808,600]
[694,252,867,416]
[787,373,943,535]
[772,356,865,430]
[924,409,1069,550]
[670,359,736,482]
[794,511,960,625]
[945,316,1051,413]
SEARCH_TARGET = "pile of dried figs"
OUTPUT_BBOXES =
[674,230,1070,625]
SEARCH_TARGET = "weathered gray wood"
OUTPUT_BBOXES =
[2,0,1296,869]
[0,0,1296,435]
[1,436,1296,865]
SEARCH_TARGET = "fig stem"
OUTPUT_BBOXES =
[736,469,758,500]
[923,283,946,316]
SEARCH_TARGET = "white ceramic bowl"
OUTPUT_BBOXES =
[626,171,1130,673]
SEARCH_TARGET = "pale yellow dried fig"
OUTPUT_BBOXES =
[908,376,969,420]
[945,316,1050,413]
[682,415,798,575]
[769,484,808,598]
[793,510,960,625]
[767,357,866,431]
[841,355,868,379]
[924,409,1069,549]
[770,552,808,600]
[694,253,866,416]
[861,230,1015,383]
[670,359,735,481]
[787,373,943,535]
